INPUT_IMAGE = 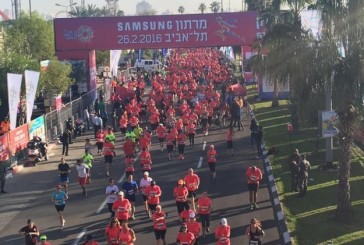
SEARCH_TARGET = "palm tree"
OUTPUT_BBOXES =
[315,0,364,222]
[116,10,124,16]
[210,1,220,13]
[178,6,185,14]
[198,3,207,13]
[85,4,100,17]
[97,6,113,17]
[68,6,88,17]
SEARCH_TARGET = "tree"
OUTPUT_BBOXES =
[198,3,207,13]
[315,0,364,222]
[136,1,157,15]
[210,1,220,13]
[3,14,54,61]
[40,58,73,95]
[97,6,113,17]
[178,6,185,14]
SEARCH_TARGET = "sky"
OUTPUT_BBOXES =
[1,0,244,18]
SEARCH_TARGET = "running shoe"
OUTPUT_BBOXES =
[254,203,259,209]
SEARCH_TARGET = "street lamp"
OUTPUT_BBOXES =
[55,3,77,17]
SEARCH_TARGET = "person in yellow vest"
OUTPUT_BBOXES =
[0,117,10,135]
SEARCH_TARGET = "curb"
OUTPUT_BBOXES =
[248,103,292,245]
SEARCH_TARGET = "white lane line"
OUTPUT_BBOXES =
[73,227,87,245]
[202,141,206,151]
[197,157,203,169]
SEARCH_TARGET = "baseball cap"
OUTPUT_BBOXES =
[118,191,124,196]
[143,171,149,176]
[39,235,47,240]
[150,180,156,186]
[189,212,196,219]
[220,218,227,226]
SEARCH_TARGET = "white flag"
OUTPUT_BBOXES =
[7,73,23,130]
[110,50,122,77]
[25,70,40,123]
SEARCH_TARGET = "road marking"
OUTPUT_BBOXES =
[205,131,209,136]
[202,141,206,151]
[72,227,87,245]
[197,157,203,169]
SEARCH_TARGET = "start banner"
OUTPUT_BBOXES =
[54,12,264,50]
[8,124,29,156]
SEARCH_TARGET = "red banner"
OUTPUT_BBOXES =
[8,124,29,156]
[0,134,9,161]
[54,12,263,50]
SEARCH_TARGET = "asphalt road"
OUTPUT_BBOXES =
[0,119,281,245]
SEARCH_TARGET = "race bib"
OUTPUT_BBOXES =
[249,241,259,245]
[118,207,125,212]
[128,190,134,195]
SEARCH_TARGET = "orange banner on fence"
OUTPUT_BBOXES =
[8,124,29,156]
[0,134,9,161]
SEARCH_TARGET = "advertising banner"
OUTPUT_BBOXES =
[28,116,46,141]
[25,70,40,123]
[8,124,29,156]
[0,134,9,161]
[7,73,23,130]
[322,110,339,138]
[89,50,97,100]
[54,12,264,50]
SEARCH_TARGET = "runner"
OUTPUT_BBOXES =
[245,218,265,245]
[177,130,187,160]
[139,172,153,215]
[119,114,128,138]
[58,158,71,194]
[76,159,89,196]
[173,179,189,215]
[105,217,121,245]
[123,137,135,158]
[122,174,138,220]
[39,234,52,245]
[112,191,131,223]
[165,130,175,160]
[197,191,212,238]
[124,157,135,177]
[118,220,136,245]
[246,165,263,210]
[51,185,68,230]
[207,145,217,181]
[187,120,196,147]
[186,212,201,245]
[183,168,200,212]
[140,147,152,174]
[157,123,167,151]
[106,178,119,218]
[103,138,115,177]
[226,126,235,157]
[145,180,162,217]
[133,124,143,151]
[215,218,231,245]
[180,205,195,223]
[83,234,100,245]
[19,219,40,245]
[152,205,167,245]
[139,133,151,151]
[105,127,116,145]
[176,223,195,245]
[84,138,93,155]
[95,129,105,155]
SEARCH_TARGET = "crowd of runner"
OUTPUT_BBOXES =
[20,48,266,245]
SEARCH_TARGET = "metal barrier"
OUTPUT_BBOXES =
[44,88,101,141]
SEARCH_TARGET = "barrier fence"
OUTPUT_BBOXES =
[0,87,101,168]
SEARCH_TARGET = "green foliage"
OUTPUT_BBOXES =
[210,1,220,13]
[178,6,185,14]
[40,58,73,95]
[3,14,54,61]
[96,50,110,66]
[198,3,207,13]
